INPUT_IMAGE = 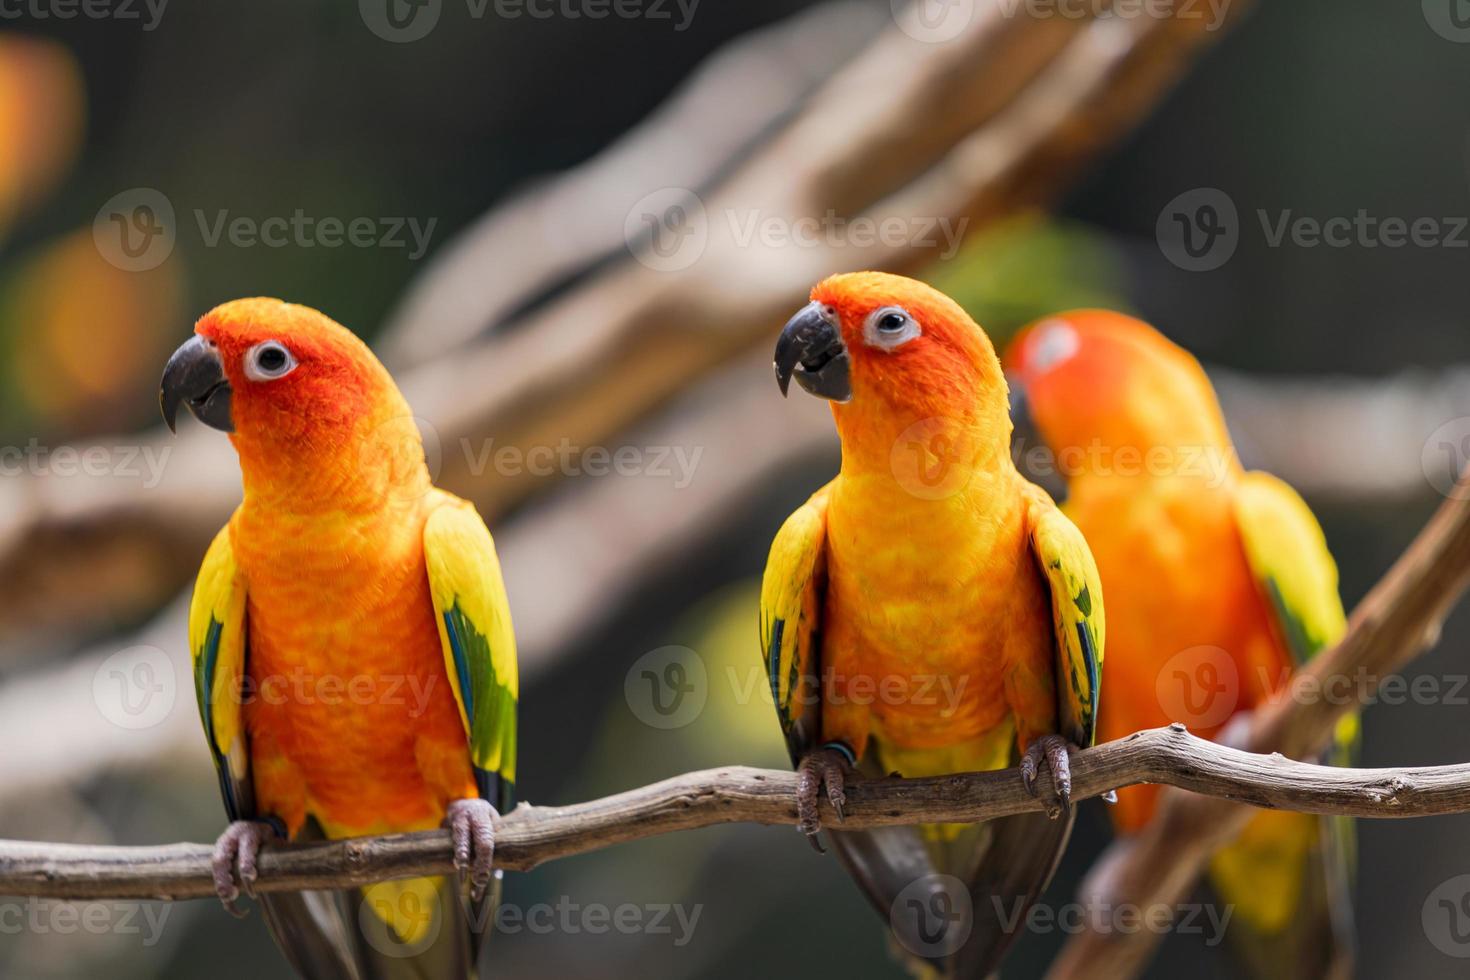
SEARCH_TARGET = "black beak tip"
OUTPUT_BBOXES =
[160,334,233,434]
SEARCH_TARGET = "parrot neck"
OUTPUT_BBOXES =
[231,407,433,516]
[831,397,1017,508]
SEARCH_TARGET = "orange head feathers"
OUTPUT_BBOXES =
[161,298,426,510]
[774,272,1010,453]
[1003,310,1235,478]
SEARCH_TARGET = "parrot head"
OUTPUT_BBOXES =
[160,298,425,506]
[773,272,1009,445]
[1002,309,1233,476]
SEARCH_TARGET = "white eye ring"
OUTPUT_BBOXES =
[244,340,298,382]
[1029,320,1080,371]
[864,305,920,349]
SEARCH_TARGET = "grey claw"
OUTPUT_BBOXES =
[446,799,499,902]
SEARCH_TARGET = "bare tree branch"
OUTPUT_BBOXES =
[1046,467,1470,980]
[5,726,1470,902]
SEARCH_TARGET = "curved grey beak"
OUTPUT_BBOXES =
[160,335,233,433]
[773,301,850,403]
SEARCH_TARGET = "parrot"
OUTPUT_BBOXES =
[1003,309,1355,979]
[159,298,518,980]
[761,271,1105,978]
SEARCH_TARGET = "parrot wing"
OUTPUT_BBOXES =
[188,522,253,823]
[758,482,830,765]
[1027,498,1105,748]
[1233,470,1347,664]
[424,493,519,813]
[1220,469,1356,979]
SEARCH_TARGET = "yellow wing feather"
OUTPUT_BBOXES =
[1233,470,1347,661]
[1027,492,1106,747]
[188,521,250,818]
[758,483,830,762]
[423,492,519,791]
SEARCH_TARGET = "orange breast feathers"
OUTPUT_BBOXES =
[816,467,1058,760]
[231,500,475,839]
[1069,479,1288,833]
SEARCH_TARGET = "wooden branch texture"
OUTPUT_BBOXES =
[6,726,1470,903]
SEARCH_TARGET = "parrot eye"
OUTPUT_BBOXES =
[864,306,920,350]
[244,341,298,382]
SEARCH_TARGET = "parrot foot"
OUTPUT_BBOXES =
[796,744,854,852]
[211,820,281,918]
[446,798,500,902]
[1021,734,1077,819]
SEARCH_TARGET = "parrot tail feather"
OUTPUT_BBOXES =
[258,820,498,980]
[829,738,1074,979]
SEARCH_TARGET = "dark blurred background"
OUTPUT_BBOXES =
[1,1,1468,977]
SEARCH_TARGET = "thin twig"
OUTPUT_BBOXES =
[5,726,1470,902]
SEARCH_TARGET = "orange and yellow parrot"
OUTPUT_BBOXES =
[159,299,517,980]
[1004,310,1355,978]
[762,272,1104,977]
